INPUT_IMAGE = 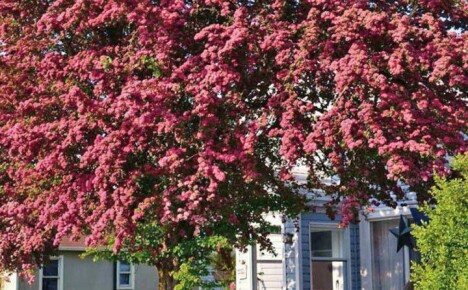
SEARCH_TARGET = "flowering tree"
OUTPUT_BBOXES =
[0,0,466,287]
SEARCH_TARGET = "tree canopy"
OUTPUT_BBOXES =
[0,0,466,282]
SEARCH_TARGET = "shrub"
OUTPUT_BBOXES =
[411,154,468,290]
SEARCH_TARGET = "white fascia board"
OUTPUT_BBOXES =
[58,246,88,251]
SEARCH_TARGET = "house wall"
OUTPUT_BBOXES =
[134,263,158,290]
[235,245,257,290]
[257,261,283,290]
[18,274,39,290]
[235,214,285,290]
[300,212,361,290]
[17,252,158,290]
[3,274,20,290]
[60,252,114,290]
[256,234,283,290]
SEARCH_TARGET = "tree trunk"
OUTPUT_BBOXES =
[156,260,178,290]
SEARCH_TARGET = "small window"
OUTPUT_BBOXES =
[40,257,63,290]
[117,261,134,289]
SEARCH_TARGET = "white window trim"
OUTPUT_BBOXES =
[116,261,135,290]
[296,215,303,290]
[39,256,64,290]
[359,206,413,290]
[309,222,351,290]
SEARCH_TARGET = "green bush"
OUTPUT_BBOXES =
[411,154,468,290]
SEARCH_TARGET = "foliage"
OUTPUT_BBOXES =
[210,247,236,288]
[85,224,233,289]
[0,0,466,283]
[411,154,468,290]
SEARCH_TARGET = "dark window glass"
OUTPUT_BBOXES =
[42,278,58,290]
[42,260,59,276]
[119,274,131,286]
[311,230,333,257]
[119,261,131,272]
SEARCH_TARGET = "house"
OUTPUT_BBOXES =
[236,167,419,290]
[1,238,158,290]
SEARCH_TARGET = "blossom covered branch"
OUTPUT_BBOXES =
[0,0,466,276]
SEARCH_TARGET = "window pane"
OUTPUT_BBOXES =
[119,261,131,272]
[43,260,59,276]
[311,231,332,257]
[312,261,347,290]
[119,274,131,286]
[311,228,344,258]
[42,278,58,290]
[372,220,406,290]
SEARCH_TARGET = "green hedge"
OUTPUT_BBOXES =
[411,154,468,290]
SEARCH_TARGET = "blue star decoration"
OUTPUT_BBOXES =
[409,207,429,226]
[389,215,415,252]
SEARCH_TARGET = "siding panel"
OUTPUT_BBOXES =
[257,262,283,290]
[256,234,283,289]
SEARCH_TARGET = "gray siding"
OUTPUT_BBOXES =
[300,213,360,290]
[19,252,158,290]
[134,264,158,290]
[62,252,114,290]
[18,276,39,290]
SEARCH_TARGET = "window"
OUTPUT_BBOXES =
[40,256,63,290]
[117,261,134,289]
[310,224,348,290]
